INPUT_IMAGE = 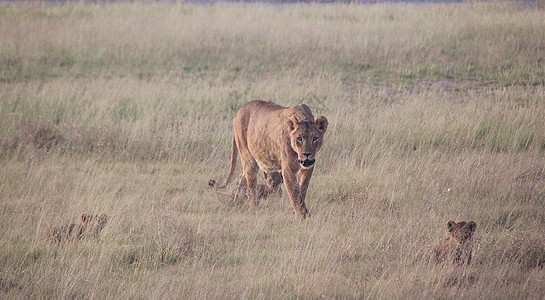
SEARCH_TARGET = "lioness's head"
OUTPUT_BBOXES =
[287,113,328,168]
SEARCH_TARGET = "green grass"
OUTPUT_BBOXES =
[1,1,545,299]
[1,2,545,85]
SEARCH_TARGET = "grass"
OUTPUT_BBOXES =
[1,1,545,299]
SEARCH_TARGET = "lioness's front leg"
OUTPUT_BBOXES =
[282,167,309,218]
[298,166,314,206]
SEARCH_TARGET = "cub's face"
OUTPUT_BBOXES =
[447,220,476,244]
[287,116,328,169]
[263,171,283,190]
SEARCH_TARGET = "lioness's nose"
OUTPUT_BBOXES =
[303,153,311,159]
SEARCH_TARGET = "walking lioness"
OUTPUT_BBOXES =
[209,100,328,218]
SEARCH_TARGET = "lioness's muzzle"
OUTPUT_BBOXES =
[299,159,315,167]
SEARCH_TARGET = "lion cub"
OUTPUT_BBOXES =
[232,171,283,204]
[46,213,108,243]
[430,220,477,264]
[261,171,283,198]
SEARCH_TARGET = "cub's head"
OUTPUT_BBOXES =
[446,220,476,244]
[263,171,283,190]
[79,213,108,236]
[286,108,328,169]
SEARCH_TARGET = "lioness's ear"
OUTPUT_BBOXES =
[446,220,456,232]
[286,116,297,133]
[315,116,328,133]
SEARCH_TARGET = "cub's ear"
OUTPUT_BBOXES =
[315,116,328,134]
[446,220,457,232]
[286,116,298,133]
[467,221,477,232]
[81,214,92,223]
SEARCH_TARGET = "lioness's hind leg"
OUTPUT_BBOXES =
[233,173,247,205]
[242,160,259,207]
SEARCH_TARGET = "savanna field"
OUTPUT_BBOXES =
[1,1,545,298]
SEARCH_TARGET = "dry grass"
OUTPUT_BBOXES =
[1,1,545,299]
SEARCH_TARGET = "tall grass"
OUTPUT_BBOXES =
[1,2,545,299]
[1,2,545,84]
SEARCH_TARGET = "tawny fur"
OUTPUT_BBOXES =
[430,220,477,264]
[46,223,77,244]
[209,100,328,217]
[46,213,108,243]
[232,171,283,204]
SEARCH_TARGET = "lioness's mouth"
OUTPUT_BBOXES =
[299,159,315,168]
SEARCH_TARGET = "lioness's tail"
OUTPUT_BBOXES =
[208,137,238,189]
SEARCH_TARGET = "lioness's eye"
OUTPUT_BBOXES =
[312,137,318,142]
[296,137,302,143]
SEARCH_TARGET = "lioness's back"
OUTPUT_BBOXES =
[234,101,287,143]
[235,100,285,119]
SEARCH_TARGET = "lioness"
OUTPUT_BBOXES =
[209,100,328,218]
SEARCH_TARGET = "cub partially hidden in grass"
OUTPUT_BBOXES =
[429,220,477,264]
[46,213,108,243]
[232,171,283,205]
